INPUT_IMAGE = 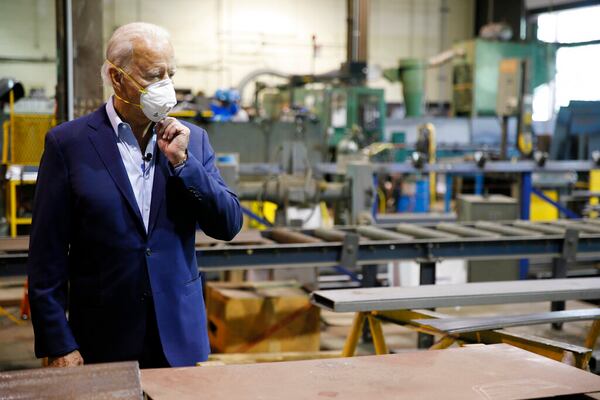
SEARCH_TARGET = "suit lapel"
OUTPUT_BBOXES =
[87,106,147,236]
[147,149,167,236]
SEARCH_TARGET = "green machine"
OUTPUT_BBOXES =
[291,86,385,149]
[452,39,556,116]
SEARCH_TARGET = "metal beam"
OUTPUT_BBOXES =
[412,309,600,334]
[311,277,600,313]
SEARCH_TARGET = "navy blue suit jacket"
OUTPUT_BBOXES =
[27,106,242,366]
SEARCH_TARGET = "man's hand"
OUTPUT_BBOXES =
[156,117,190,166]
[47,350,84,368]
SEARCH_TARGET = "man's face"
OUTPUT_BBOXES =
[111,39,176,118]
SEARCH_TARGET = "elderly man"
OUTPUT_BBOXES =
[28,22,242,368]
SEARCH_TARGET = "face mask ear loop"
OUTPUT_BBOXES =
[113,93,143,109]
[106,59,148,94]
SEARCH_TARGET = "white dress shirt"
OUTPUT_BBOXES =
[105,97,156,231]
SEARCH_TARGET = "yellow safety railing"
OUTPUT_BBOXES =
[2,90,56,237]
[3,113,55,166]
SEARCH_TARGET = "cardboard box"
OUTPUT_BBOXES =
[206,280,320,353]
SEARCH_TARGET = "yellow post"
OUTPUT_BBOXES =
[9,181,17,238]
[367,315,389,355]
[585,320,600,350]
[590,170,600,219]
[342,312,367,357]
[429,335,456,350]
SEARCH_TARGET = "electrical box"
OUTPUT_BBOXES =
[496,59,523,116]
[457,194,521,282]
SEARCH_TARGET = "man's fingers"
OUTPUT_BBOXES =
[156,117,176,135]
[165,123,186,141]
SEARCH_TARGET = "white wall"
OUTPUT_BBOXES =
[0,0,474,104]
[369,0,475,102]
[0,0,56,97]
[103,0,347,102]
[104,0,474,104]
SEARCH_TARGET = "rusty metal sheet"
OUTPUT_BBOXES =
[0,361,142,400]
[141,344,600,400]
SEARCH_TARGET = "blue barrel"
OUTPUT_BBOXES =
[414,179,430,213]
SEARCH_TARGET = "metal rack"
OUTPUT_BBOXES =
[2,219,600,276]
[196,219,600,272]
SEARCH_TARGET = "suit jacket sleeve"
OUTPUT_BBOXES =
[28,131,78,358]
[173,128,242,241]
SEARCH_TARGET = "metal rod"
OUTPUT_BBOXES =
[512,220,565,235]
[269,228,322,244]
[474,221,544,237]
[355,226,413,241]
[313,228,347,242]
[435,223,499,238]
[395,223,457,239]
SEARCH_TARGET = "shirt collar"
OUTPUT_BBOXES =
[105,96,153,138]
[105,96,124,137]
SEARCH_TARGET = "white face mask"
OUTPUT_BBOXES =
[107,60,178,122]
[139,78,177,122]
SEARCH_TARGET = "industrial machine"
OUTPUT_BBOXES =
[452,39,556,117]
[550,101,600,161]
[291,86,385,150]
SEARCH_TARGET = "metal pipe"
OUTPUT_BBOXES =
[474,221,544,237]
[395,224,457,239]
[512,221,565,235]
[313,228,347,242]
[346,0,368,62]
[236,181,348,203]
[435,223,499,238]
[269,228,322,244]
[550,220,600,234]
[355,226,412,241]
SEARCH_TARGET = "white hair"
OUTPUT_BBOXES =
[100,22,172,87]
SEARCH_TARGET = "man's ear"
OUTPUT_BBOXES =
[109,67,123,91]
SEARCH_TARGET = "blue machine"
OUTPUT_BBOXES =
[210,88,241,122]
[550,101,600,160]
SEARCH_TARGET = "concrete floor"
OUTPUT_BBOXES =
[0,299,595,371]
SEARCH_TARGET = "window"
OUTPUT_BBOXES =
[533,5,600,121]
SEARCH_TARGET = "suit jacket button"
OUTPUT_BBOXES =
[145,248,152,256]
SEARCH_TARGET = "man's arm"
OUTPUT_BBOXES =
[28,132,82,366]
[157,118,242,241]
[175,129,243,240]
